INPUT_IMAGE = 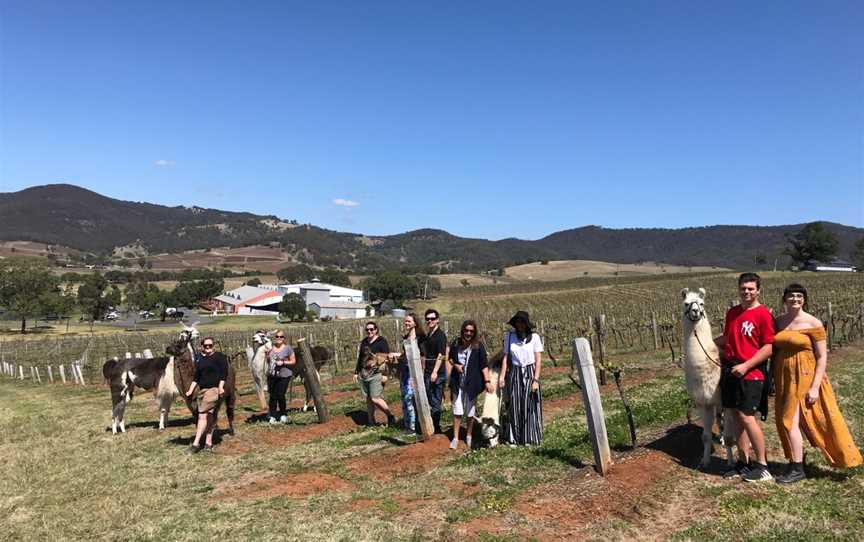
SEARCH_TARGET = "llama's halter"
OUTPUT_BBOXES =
[683,300,705,323]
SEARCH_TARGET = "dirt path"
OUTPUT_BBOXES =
[345,434,455,479]
[213,471,354,501]
[457,424,708,541]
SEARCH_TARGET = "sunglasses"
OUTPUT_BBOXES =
[275,335,285,338]
[366,328,376,332]
[463,329,476,334]
[425,317,438,321]
[202,344,214,349]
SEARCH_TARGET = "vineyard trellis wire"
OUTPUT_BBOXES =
[2,272,863,386]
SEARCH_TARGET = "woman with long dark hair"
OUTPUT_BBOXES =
[447,320,493,449]
[772,284,862,482]
[354,321,396,427]
[498,311,544,446]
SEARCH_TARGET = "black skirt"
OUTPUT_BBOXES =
[503,364,543,445]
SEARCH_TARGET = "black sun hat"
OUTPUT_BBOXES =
[507,310,534,331]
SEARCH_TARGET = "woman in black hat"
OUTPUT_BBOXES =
[498,310,544,445]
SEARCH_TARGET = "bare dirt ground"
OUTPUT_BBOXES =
[213,471,354,501]
[147,245,293,273]
[0,240,76,259]
[505,260,728,281]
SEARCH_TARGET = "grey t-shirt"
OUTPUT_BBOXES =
[268,344,295,378]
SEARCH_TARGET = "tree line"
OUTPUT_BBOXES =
[0,257,224,333]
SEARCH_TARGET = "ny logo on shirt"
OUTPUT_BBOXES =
[740,321,755,337]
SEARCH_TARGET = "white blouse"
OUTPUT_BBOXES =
[504,332,543,367]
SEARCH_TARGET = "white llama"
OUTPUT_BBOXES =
[680,288,735,469]
[246,330,271,411]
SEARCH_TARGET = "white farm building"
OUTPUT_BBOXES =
[213,279,370,318]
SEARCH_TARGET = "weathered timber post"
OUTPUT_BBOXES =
[296,338,330,423]
[333,329,340,370]
[47,366,54,383]
[143,349,153,359]
[59,365,66,384]
[827,302,834,350]
[404,337,434,440]
[595,315,607,386]
[35,367,42,384]
[30,366,36,383]
[573,338,612,475]
[651,312,660,350]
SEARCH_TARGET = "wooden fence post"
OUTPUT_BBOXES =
[30,366,36,382]
[296,338,330,423]
[333,329,340,370]
[35,367,42,384]
[143,349,153,359]
[59,365,67,384]
[404,337,434,440]
[573,338,612,475]
[48,366,54,383]
[595,315,607,386]
[827,302,834,350]
[651,312,660,350]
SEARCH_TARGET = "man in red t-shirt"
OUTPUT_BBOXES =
[714,272,775,482]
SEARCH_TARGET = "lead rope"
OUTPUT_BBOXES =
[692,327,723,368]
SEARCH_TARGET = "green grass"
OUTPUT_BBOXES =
[2,339,863,541]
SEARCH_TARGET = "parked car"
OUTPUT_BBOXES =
[103,311,120,321]
[138,310,154,319]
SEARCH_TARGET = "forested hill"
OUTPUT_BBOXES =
[1,184,861,271]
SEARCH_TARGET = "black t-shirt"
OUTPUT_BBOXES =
[355,336,390,375]
[423,327,447,376]
[194,351,228,389]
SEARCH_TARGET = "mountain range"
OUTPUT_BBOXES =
[1,184,861,271]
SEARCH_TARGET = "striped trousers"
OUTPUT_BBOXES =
[503,364,543,445]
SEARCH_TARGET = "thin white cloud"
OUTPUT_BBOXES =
[154,159,176,167]
[333,198,359,208]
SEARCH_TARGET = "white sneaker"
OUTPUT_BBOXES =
[465,436,473,449]
[449,438,459,450]
[279,415,288,424]
[268,416,278,425]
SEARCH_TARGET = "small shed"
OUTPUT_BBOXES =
[804,259,857,273]
[308,302,374,320]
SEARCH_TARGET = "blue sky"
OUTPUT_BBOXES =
[1,1,862,240]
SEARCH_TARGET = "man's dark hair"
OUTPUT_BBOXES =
[365,321,378,330]
[424,308,439,319]
[738,272,761,289]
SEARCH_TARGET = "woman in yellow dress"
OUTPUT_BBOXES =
[773,283,862,483]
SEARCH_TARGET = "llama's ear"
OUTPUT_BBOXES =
[698,288,706,299]
[680,288,689,299]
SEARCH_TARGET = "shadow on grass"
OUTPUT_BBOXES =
[645,423,704,470]
[243,413,271,424]
[104,416,196,432]
[166,427,233,447]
